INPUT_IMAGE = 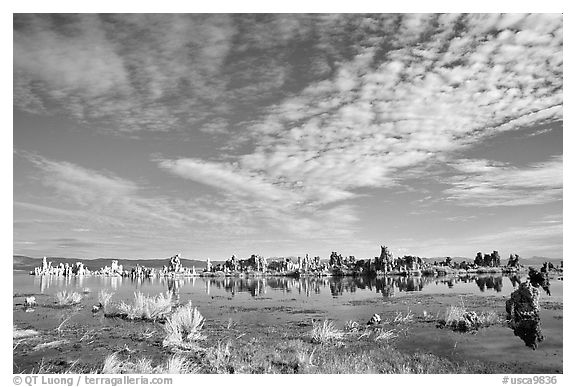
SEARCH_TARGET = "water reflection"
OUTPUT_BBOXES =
[29,273,538,298]
[475,276,503,292]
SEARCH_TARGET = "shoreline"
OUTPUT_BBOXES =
[22,266,539,279]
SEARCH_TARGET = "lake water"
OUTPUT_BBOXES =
[13,272,563,373]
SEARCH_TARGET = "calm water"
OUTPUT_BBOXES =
[13,272,563,373]
[13,272,564,303]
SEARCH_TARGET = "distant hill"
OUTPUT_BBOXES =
[422,255,562,267]
[422,257,473,264]
[13,255,209,272]
[522,256,563,267]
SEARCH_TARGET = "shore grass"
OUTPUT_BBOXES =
[440,305,501,332]
[13,326,39,339]
[55,290,82,306]
[116,291,172,320]
[173,338,501,374]
[102,353,198,374]
[309,320,344,344]
[97,290,114,313]
[163,302,206,350]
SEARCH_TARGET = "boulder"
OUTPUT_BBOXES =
[367,313,381,325]
[506,281,544,349]
[454,311,481,332]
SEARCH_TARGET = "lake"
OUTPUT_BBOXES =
[13,272,563,373]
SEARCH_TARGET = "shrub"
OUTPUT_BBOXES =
[97,290,114,313]
[163,301,206,349]
[440,305,501,332]
[55,291,82,306]
[309,320,344,344]
[117,292,172,320]
[344,320,360,332]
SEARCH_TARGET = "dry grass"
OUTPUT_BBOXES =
[97,290,114,313]
[102,353,198,374]
[393,310,414,324]
[344,320,361,332]
[374,329,397,342]
[309,320,344,344]
[441,305,501,332]
[117,292,172,320]
[33,339,69,351]
[205,341,232,373]
[163,301,206,350]
[55,290,82,306]
[13,326,39,339]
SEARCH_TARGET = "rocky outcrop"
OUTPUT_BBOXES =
[168,254,183,273]
[475,251,501,267]
[507,254,521,268]
[453,311,481,332]
[506,281,544,349]
[528,267,551,296]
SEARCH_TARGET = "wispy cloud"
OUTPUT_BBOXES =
[157,158,294,202]
[22,154,210,229]
[444,156,562,207]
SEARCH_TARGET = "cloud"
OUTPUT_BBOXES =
[13,14,238,132]
[155,14,561,215]
[157,157,361,240]
[22,154,209,228]
[150,14,562,246]
[14,14,563,257]
[157,158,294,202]
[443,156,562,207]
[236,13,562,206]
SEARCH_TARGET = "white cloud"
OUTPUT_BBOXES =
[157,158,294,202]
[14,14,564,257]
[228,13,563,211]
[444,156,562,207]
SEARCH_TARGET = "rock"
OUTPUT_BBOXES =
[24,296,36,307]
[506,281,540,319]
[506,281,544,349]
[528,267,551,296]
[92,305,101,313]
[455,311,481,332]
[367,313,381,325]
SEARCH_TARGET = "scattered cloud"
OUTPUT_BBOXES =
[14,14,563,258]
[156,14,562,213]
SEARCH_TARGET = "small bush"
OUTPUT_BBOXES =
[439,305,501,332]
[309,320,344,344]
[344,320,360,332]
[205,341,232,373]
[163,302,206,350]
[117,292,172,320]
[98,290,114,313]
[55,291,82,306]
[13,326,39,339]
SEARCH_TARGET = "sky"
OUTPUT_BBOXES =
[13,13,563,260]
